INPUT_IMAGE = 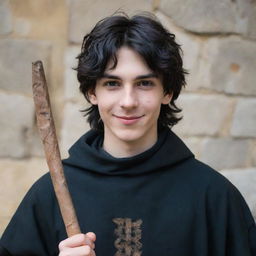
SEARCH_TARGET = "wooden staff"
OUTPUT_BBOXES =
[32,60,81,237]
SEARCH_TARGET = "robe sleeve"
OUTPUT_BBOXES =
[206,176,256,256]
[0,174,60,256]
[0,246,12,256]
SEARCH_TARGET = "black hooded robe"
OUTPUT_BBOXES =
[1,128,256,255]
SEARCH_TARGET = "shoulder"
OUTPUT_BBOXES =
[186,158,232,188]
[0,173,60,255]
[29,172,53,194]
[177,157,232,192]
[191,159,255,224]
[181,158,250,207]
[22,172,56,208]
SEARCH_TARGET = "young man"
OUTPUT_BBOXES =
[1,13,256,256]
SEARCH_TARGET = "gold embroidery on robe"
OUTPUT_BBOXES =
[112,218,143,256]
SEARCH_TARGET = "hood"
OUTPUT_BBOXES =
[62,128,194,176]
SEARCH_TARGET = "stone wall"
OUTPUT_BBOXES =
[0,0,255,234]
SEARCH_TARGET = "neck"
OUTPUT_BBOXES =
[102,135,158,158]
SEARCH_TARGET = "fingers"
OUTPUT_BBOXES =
[59,233,96,249]
[59,245,94,256]
[86,232,96,242]
[58,232,96,256]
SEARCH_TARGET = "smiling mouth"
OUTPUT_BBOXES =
[114,115,143,124]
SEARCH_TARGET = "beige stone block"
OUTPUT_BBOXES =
[231,98,256,138]
[252,141,256,166]
[173,94,234,136]
[221,168,256,219]
[247,3,256,39]
[200,138,251,170]
[68,0,152,43]
[156,11,203,91]
[0,92,34,158]
[0,158,48,234]
[64,46,84,102]
[60,102,90,158]
[199,36,256,96]
[0,39,51,94]
[181,136,202,159]
[159,0,255,37]
[14,17,31,36]
[27,126,45,157]
[0,0,12,35]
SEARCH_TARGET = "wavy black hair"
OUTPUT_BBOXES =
[76,12,187,131]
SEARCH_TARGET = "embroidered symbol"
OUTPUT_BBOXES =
[112,218,143,256]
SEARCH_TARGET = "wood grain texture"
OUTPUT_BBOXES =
[32,60,81,237]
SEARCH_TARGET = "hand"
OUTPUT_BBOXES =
[58,232,96,256]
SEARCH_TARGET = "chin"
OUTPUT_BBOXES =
[114,129,147,144]
[117,133,141,142]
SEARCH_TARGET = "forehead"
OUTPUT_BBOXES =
[105,46,152,76]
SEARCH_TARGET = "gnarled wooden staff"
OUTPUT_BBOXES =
[32,60,81,237]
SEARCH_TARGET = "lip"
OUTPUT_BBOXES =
[114,115,143,125]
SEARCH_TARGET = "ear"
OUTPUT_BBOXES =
[161,92,173,105]
[88,89,98,105]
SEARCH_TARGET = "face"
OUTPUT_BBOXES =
[89,46,172,157]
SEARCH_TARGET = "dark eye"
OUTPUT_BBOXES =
[137,80,154,87]
[104,81,120,87]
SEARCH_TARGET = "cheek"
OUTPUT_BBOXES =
[97,102,106,114]
[143,100,161,117]
[97,105,108,122]
[143,95,163,110]
[97,99,113,115]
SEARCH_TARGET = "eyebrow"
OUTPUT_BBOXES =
[100,73,159,80]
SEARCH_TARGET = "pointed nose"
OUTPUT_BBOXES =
[119,86,138,109]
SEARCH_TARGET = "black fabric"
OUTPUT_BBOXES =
[0,246,11,256]
[1,128,256,255]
